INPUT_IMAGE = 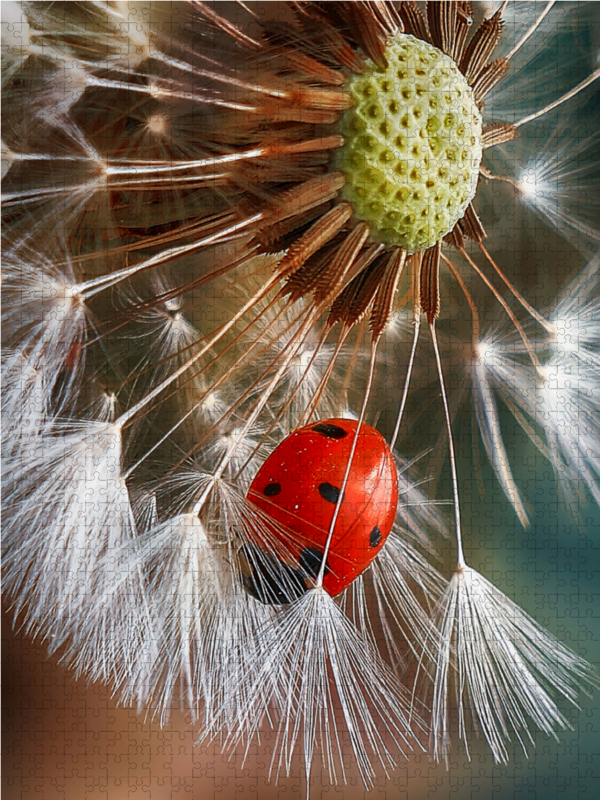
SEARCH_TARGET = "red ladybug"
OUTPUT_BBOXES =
[244,418,398,601]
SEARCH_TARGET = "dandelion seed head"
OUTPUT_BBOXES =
[338,34,482,252]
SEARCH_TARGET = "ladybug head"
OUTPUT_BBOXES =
[237,544,332,606]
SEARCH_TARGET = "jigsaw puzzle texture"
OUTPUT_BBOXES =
[2,2,600,799]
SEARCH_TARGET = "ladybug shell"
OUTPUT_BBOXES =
[246,418,398,597]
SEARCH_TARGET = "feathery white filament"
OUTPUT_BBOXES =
[107,512,271,726]
[515,69,600,127]
[2,422,136,651]
[2,1,600,790]
[428,566,596,763]
[212,589,419,787]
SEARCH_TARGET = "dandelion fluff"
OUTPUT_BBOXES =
[472,256,600,506]
[1,252,87,438]
[427,565,597,764]
[2,421,135,650]
[105,511,272,726]
[213,587,420,788]
[537,258,600,502]
[369,533,447,667]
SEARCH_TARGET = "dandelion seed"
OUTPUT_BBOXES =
[426,565,597,763]
[509,119,599,248]
[104,509,272,727]
[212,587,420,788]
[1,250,88,438]
[2,421,135,652]
[470,255,600,508]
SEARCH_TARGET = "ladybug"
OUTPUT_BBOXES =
[243,418,398,602]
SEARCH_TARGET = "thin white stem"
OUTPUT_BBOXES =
[190,1,262,48]
[115,269,279,429]
[192,308,321,516]
[154,50,286,97]
[515,69,600,128]
[506,1,555,60]
[76,214,262,298]
[233,323,332,480]
[301,328,348,426]
[2,183,98,204]
[121,288,290,479]
[457,248,542,373]
[390,316,420,453]
[177,302,311,470]
[102,174,227,191]
[84,75,256,111]
[105,149,266,177]
[316,338,379,587]
[4,153,89,162]
[477,243,555,333]
[429,321,465,569]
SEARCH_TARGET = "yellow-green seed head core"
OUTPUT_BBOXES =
[337,34,483,253]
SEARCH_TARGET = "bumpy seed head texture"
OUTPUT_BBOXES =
[338,34,483,252]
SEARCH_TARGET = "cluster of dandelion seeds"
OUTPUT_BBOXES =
[2,0,600,789]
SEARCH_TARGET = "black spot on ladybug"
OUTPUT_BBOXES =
[263,482,282,497]
[299,547,330,578]
[313,423,348,440]
[369,526,382,547]
[238,545,305,605]
[318,482,340,503]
